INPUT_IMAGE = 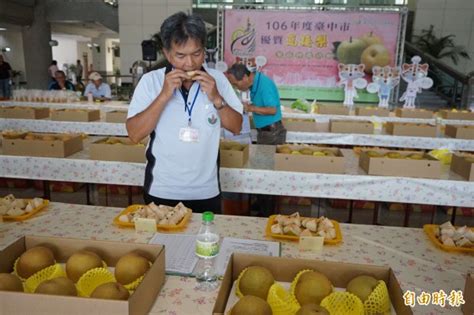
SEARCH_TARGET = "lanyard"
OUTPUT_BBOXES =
[183,84,200,126]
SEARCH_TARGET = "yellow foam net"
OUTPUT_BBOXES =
[429,149,452,165]
[24,263,66,293]
[234,267,248,298]
[76,267,115,297]
[320,291,364,315]
[267,282,300,315]
[364,280,391,315]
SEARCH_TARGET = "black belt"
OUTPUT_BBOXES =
[257,120,283,132]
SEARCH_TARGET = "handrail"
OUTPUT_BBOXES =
[404,41,470,84]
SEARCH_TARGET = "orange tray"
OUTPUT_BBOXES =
[265,215,343,245]
[2,199,49,221]
[423,224,474,253]
[113,204,192,231]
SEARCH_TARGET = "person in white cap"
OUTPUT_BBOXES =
[84,71,111,100]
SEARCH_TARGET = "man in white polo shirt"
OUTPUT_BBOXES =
[84,72,112,100]
[126,12,243,213]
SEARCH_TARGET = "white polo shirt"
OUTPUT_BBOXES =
[84,82,112,98]
[128,65,243,200]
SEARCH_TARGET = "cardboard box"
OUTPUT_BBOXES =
[51,109,100,122]
[463,274,474,315]
[90,137,146,163]
[450,153,474,181]
[385,122,437,137]
[212,253,412,315]
[318,104,350,116]
[330,120,374,134]
[274,145,345,174]
[395,108,434,119]
[0,106,50,119]
[220,141,249,168]
[282,118,318,132]
[106,111,128,123]
[445,124,474,140]
[0,235,165,315]
[355,107,390,117]
[3,133,83,158]
[359,149,442,179]
[439,109,474,121]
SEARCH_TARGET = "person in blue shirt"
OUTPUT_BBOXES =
[226,63,286,144]
[84,72,112,100]
[48,71,75,91]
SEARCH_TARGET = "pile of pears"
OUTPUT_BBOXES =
[277,145,337,157]
[220,142,245,151]
[366,150,425,160]
[0,246,151,300]
[103,137,143,146]
[230,265,385,315]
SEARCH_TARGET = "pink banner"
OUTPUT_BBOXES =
[224,10,401,88]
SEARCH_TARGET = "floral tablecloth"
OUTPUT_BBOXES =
[0,202,471,314]
[1,118,127,136]
[0,100,129,112]
[1,141,473,207]
[3,117,474,150]
[282,111,474,126]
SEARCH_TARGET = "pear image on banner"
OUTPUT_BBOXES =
[334,32,391,74]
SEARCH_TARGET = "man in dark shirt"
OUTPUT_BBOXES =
[48,71,75,91]
[0,54,12,99]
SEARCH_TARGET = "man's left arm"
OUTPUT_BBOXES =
[195,70,242,134]
[247,79,279,115]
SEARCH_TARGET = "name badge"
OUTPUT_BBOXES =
[179,127,199,142]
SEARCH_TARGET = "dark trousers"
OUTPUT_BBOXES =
[144,193,222,214]
[256,120,287,145]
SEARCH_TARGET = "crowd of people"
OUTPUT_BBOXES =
[0,56,112,102]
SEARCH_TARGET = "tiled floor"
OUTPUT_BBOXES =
[1,183,472,228]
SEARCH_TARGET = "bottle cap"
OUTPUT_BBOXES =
[202,211,214,222]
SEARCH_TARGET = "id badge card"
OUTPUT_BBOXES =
[179,126,199,142]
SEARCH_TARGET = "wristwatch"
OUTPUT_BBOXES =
[214,99,227,111]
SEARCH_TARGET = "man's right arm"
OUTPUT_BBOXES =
[126,93,169,143]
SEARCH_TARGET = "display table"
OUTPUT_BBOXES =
[0,202,471,314]
[1,141,473,207]
[3,117,474,150]
[0,100,129,112]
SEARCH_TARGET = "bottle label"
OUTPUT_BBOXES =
[195,240,219,258]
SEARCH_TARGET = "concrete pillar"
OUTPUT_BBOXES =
[21,0,52,89]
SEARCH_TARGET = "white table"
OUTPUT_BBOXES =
[1,140,473,208]
[0,202,471,314]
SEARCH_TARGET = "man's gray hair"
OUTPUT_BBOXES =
[160,12,206,51]
[226,63,251,81]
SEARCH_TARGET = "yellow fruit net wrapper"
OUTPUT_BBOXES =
[76,266,115,297]
[123,275,144,291]
[24,263,66,293]
[320,291,364,315]
[429,148,452,165]
[267,282,300,315]
[364,280,391,315]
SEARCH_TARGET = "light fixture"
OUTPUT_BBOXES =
[92,43,100,47]
[0,28,7,31]
[87,43,93,48]
[1,47,11,52]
